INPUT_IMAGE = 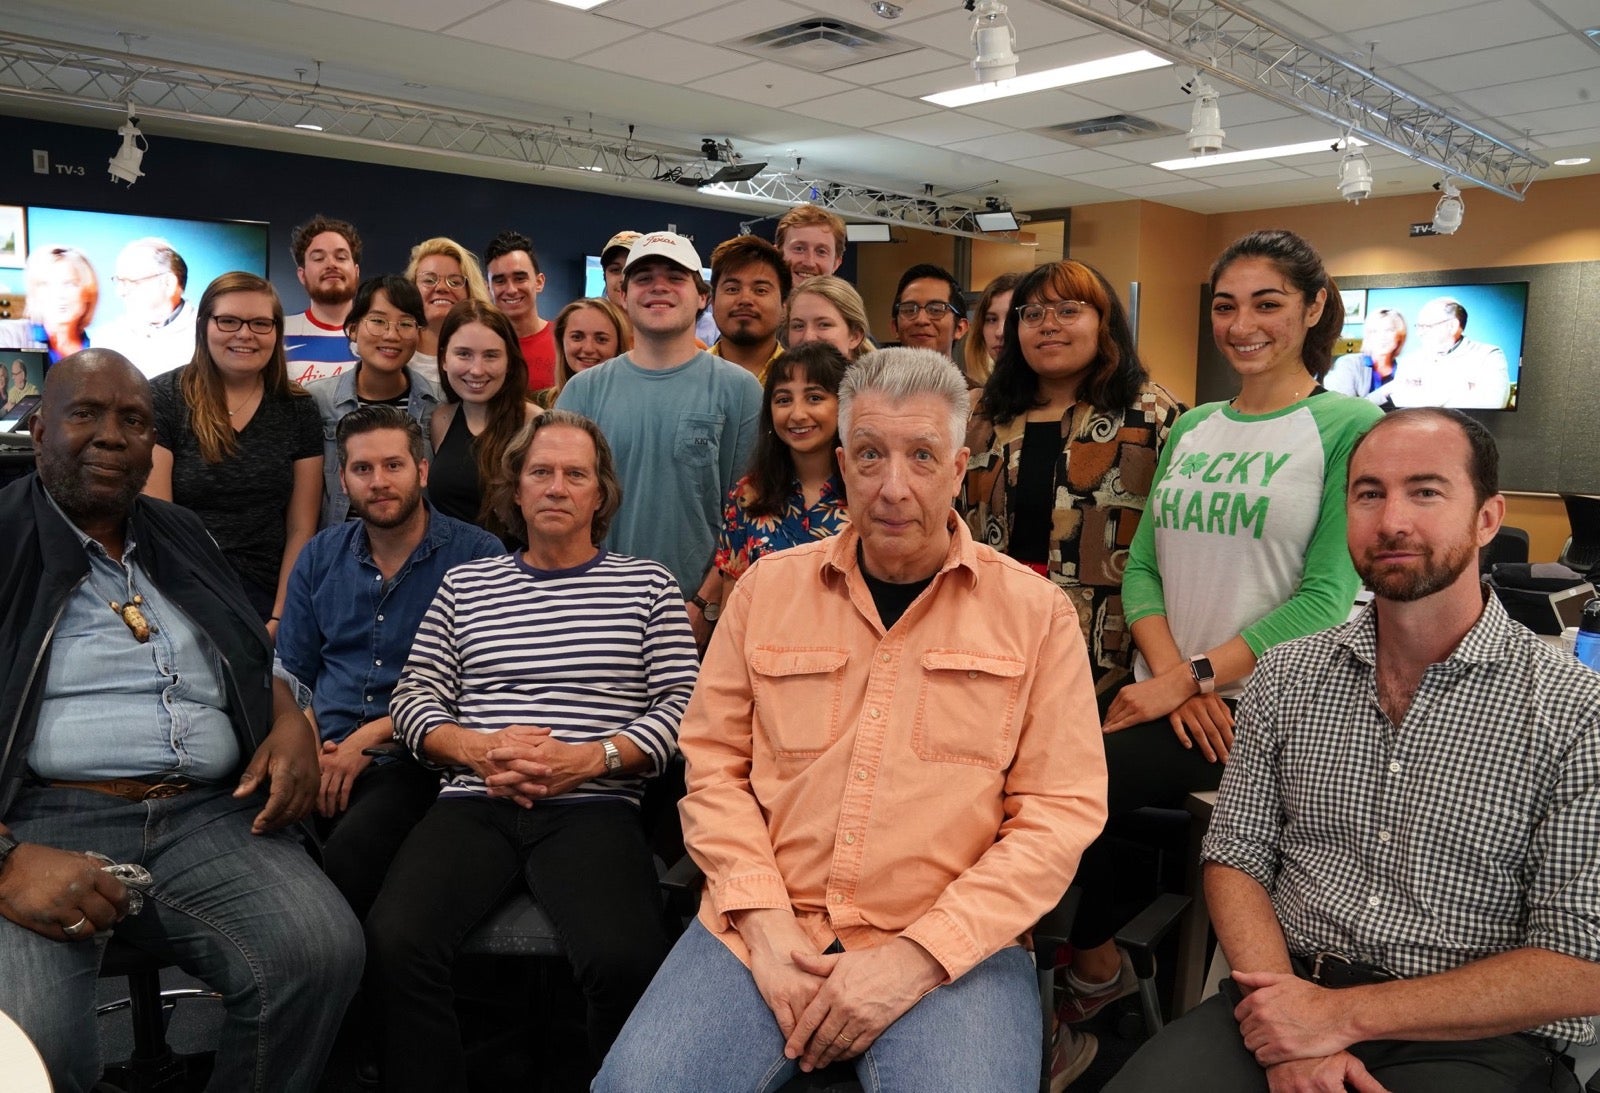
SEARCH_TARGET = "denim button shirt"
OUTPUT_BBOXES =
[275,504,504,745]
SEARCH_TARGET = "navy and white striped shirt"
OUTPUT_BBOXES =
[391,549,698,804]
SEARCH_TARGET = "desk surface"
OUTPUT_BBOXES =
[0,1009,51,1092]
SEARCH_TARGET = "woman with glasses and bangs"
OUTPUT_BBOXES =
[146,272,324,638]
[305,275,445,527]
[963,258,1184,1088]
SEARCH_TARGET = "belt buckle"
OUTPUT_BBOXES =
[1309,951,1351,985]
[140,776,192,801]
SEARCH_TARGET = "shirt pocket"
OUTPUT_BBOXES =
[750,646,850,759]
[913,650,1026,769]
[675,412,724,469]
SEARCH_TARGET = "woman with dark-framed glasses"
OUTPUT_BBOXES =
[305,275,444,527]
[404,237,490,385]
[145,272,323,639]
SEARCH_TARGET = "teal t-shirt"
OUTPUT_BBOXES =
[556,351,762,596]
[1122,391,1383,693]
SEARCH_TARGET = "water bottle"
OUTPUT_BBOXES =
[1576,599,1600,672]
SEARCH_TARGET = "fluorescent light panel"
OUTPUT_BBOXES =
[545,0,608,9]
[1554,156,1591,166]
[1153,137,1365,171]
[923,50,1170,108]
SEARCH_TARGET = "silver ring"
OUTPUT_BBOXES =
[63,915,89,936]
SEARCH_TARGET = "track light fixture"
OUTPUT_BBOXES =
[1431,178,1464,234]
[107,101,147,185]
[1186,79,1224,155]
[869,1,903,18]
[1337,146,1373,203]
[969,0,1018,84]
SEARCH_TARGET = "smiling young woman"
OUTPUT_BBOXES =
[144,272,324,635]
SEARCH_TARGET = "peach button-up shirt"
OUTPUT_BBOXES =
[680,516,1108,982]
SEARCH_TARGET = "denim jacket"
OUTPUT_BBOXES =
[306,365,443,528]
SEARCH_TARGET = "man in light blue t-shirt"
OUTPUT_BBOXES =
[556,231,761,648]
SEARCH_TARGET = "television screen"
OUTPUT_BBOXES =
[0,204,269,379]
[584,254,605,298]
[1331,281,1528,411]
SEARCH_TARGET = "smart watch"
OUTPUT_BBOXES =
[1188,654,1216,695]
[601,739,624,775]
[690,594,721,623]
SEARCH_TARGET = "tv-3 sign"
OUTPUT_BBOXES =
[1410,222,1442,236]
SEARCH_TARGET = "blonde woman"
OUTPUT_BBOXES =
[404,237,490,383]
[781,275,873,361]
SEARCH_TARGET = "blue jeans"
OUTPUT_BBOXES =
[0,785,364,1093]
[594,920,1040,1093]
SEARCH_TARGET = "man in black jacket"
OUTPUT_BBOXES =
[0,349,362,1093]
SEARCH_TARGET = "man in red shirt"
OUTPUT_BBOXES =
[483,229,556,391]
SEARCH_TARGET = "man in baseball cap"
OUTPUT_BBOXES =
[600,230,642,308]
[557,232,761,650]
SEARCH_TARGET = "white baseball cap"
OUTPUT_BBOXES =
[623,231,702,275]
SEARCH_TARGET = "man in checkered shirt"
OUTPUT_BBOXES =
[1110,407,1600,1093]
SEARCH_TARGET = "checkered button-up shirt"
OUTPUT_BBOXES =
[1203,594,1600,1045]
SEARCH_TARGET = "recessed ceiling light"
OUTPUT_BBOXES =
[1554,156,1592,166]
[545,0,608,9]
[1153,137,1365,171]
[923,50,1170,108]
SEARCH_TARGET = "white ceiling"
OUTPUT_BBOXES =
[4,0,1598,217]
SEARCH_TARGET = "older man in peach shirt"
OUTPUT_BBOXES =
[596,348,1107,1093]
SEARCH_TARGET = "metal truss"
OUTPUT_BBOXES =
[1038,0,1547,200]
[0,31,1015,241]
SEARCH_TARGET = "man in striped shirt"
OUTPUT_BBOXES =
[368,410,698,1091]
[1110,408,1600,1092]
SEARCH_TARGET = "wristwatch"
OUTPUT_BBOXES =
[601,739,624,775]
[689,594,721,623]
[0,831,18,875]
[1188,654,1216,696]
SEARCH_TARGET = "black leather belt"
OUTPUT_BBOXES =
[1295,951,1397,989]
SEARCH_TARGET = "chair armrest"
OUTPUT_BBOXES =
[1114,892,1190,979]
[660,855,704,918]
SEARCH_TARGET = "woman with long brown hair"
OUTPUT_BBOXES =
[146,272,324,637]
[426,299,539,543]
[542,297,632,406]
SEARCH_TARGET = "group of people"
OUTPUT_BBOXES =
[0,202,1596,1093]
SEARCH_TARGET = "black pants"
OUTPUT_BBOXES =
[1070,715,1228,948]
[318,754,441,921]
[364,795,671,1093]
[1105,991,1580,1092]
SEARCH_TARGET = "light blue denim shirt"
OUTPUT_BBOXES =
[28,492,241,782]
[306,364,442,528]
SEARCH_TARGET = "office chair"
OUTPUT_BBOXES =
[1559,495,1600,578]
[97,939,218,1092]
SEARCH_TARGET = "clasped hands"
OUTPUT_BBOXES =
[748,925,944,1074]
[1230,971,1389,1093]
[1102,668,1235,763]
[472,725,600,807]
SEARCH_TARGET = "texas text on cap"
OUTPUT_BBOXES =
[602,230,642,260]
[624,232,702,275]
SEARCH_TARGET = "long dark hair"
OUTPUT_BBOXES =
[1209,229,1344,379]
[184,272,294,463]
[744,342,849,518]
[438,299,531,532]
[980,260,1148,425]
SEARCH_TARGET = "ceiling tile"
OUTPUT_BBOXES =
[870,112,1011,145]
[1453,71,1600,119]
[887,2,1092,53]
[1071,164,1180,188]
[956,89,1112,128]
[597,0,727,29]
[289,0,498,33]
[946,131,1070,160]
[447,1,631,57]
[1352,3,1565,64]
[1119,179,1216,197]
[1404,36,1598,94]
[1012,147,1130,175]
[665,0,815,42]
[1250,0,1461,36]
[1201,166,1322,187]
[688,59,855,107]
[789,88,935,127]
[828,45,966,86]
[1518,0,1600,30]
[574,31,755,84]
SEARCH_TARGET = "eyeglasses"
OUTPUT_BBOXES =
[212,315,277,335]
[114,272,167,289]
[361,316,421,335]
[1016,301,1092,327]
[415,273,467,290]
[892,301,960,320]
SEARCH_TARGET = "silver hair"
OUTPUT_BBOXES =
[838,346,970,456]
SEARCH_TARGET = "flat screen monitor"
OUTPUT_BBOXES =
[974,210,1020,232]
[0,204,269,377]
[1332,281,1528,411]
[845,223,892,243]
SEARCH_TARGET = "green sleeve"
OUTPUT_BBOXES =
[1239,395,1384,656]
[1121,403,1212,625]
